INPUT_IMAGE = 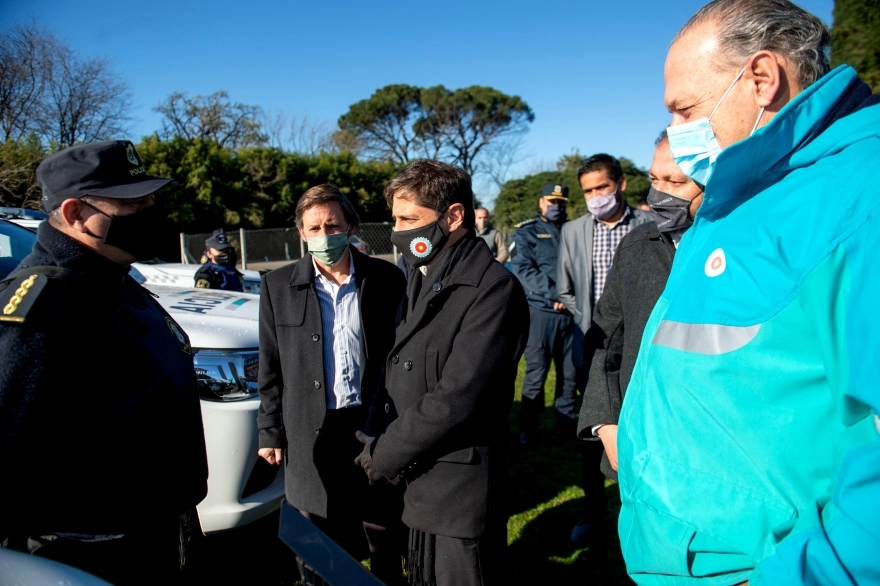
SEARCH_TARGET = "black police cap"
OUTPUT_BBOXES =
[205,229,233,250]
[37,140,178,211]
[541,183,569,201]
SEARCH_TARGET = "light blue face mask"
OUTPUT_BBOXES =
[666,66,764,186]
[307,231,350,266]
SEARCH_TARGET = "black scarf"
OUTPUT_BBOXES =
[406,529,437,586]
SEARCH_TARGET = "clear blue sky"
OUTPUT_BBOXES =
[1,0,834,205]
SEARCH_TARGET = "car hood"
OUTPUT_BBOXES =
[131,262,261,281]
[146,285,260,350]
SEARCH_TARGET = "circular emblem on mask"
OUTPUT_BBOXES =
[704,248,726,277]
[410,237,433,258]
[126,144,139,166]
[165,317,191,354]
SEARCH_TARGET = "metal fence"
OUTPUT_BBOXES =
[180,223,396,271]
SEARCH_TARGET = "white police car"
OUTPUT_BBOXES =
[0,219,282,534]
[130,262,262,294]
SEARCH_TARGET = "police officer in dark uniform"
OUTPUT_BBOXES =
[194,228,244,291]
[511,183,578,446]
[0,140,208,585]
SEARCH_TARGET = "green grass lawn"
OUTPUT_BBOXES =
[506,357,633,585]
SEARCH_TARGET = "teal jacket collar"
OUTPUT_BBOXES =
[700,66,878,221]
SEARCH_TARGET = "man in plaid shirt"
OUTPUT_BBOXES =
[556,153,653,545]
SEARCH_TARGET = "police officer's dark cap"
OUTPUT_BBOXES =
[542,183,569,201]
[205,229,234,251]
[37,140,178,212]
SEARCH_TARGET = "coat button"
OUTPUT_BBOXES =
[315,428,322,436]
[312,334,320,341]
[404,360,412,371]
[385,403,390,413]
[391,355,399,364]
[432,282,442,292]
[314,381,321,389]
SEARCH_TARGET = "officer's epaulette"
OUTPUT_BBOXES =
[514,218,537,229]
[0,272,50,324]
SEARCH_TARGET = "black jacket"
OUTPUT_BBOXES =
[367,234,530,539]
[257,247,405,517]
[576,222,675,479]
[0,223,208,536]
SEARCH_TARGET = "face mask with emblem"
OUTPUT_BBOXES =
[80,201,163,261]
[390,217,449,268]
[307,232,350,266]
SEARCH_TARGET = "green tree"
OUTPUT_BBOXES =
[418,85,534,177]
[136,136,402,234]
[337,84,534,177]
[336,84,423,163]
[831,0,880,92]
[493,154,651,230]
[0,135,45,208]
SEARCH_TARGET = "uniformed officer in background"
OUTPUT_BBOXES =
[511,184,578,446]
[0,140,208,585]
[194,228,244,291]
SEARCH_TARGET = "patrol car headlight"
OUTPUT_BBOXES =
[193,349,259,402]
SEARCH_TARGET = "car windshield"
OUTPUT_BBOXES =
[0,219,37,279]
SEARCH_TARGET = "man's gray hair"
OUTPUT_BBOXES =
[676,0,831,89]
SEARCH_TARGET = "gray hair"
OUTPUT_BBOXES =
[676,0,831,90]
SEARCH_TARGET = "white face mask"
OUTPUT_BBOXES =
[666,66,765,186]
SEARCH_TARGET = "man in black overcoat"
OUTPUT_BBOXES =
[355,160,530,586]
[577,134,704,479]
[257,184,406,582]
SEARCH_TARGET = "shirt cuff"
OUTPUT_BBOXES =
[591,424,605,437]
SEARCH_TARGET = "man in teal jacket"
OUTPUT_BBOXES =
[617,1,880,584]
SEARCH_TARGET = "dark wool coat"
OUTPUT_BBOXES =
[367,235,530,540]
[576,222,675,479]
[257,247,405,517]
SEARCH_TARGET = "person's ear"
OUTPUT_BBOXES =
[58,199,89,231]
[445,203,465,233]
[747,50,785,108]
[619,177,628,193]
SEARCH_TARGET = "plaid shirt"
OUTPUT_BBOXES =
[591,206,635,304]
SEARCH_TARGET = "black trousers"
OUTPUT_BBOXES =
[411,516,507,586]
[304,407,406,584]
[519,307,578,433]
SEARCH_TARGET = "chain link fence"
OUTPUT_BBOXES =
[180,223,396,272]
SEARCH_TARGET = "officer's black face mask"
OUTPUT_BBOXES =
[212,250,237,266]
[80,200,162,262]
